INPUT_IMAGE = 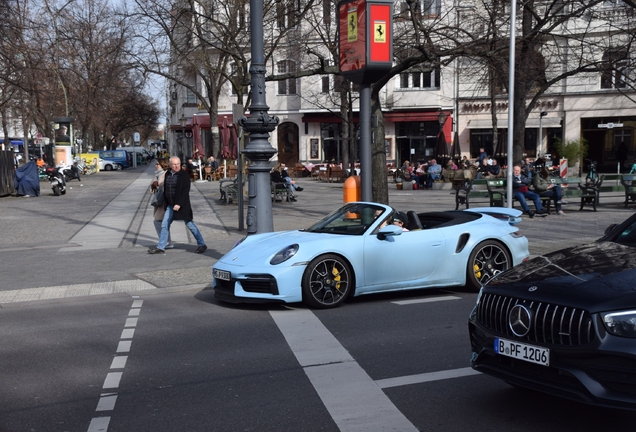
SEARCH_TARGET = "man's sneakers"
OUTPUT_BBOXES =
[194,245,208,254]
[147,247,165,254]
[165,243,175,249]
[295,187,304,191]
[526,209,548,218]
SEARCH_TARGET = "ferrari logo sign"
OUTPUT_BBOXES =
[374,22,386,43]
[348,10,358,42]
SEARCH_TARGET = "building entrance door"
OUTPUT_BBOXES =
[277,122,299,166]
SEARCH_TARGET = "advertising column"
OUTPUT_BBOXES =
[53,117,75,167]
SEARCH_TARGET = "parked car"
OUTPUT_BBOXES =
[213,202,529,308]
[469,212,636,411]
[98,150,129,171]
[117,146,152,162]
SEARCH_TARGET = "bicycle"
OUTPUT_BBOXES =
[584,159,598,184]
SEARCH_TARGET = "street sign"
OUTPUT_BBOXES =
[133,132,140,142]
[338,0,393,84]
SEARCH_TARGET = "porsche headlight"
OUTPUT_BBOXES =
[602,310,636,338]
[270,244,299,265]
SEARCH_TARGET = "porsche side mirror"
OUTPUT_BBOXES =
[604,224,618,236]
[377,225,402,240]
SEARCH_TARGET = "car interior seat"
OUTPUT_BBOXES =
[406,211,423,231]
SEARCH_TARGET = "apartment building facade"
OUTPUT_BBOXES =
[168,0,634,171]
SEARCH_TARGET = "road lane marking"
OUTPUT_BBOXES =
[392,295,461,305]
[124,318,138,327]
[271,308,418,432]
[121,329,135,339]
[87,417,110,432]
[89,298,143,431]
[102,372,122,389]
[116,341,131,353]
[110,356,128,369]
[376,367,481,389]
[96,395,118,411]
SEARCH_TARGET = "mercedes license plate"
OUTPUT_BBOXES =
[213,268,231,281]
[494,338,550,367]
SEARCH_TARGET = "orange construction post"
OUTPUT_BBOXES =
[343,175,361,203]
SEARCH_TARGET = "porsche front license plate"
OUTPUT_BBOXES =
[494,338,550,367]
[213,269,231,281]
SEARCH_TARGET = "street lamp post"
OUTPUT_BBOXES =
[539,111,547,157]
[179,115,187,160]
[238,0,279,234]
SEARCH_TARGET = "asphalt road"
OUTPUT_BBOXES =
[1,166,635,431]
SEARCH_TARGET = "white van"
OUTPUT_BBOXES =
[117,146,152,162]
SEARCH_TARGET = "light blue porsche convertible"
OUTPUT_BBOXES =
[213,202,529,308]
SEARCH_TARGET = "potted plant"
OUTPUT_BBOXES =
[553,138,588,177]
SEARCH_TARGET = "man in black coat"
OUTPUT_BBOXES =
[148,156,207,254]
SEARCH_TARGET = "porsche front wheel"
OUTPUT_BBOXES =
[466,240,511,291]
[302,254,352,309]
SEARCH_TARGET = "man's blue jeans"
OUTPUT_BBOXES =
[157,205,205,250]
[513,190,543,212]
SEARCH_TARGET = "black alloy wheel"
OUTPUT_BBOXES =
[302,254,353,308]
[466,240,511,291]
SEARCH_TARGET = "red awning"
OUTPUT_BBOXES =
[169,114,234,130]
[301,111,451,124]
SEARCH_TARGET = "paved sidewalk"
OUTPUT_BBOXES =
[193,175,635,256]
[1,167,633,304]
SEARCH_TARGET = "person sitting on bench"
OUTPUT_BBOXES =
[512,165,547,218]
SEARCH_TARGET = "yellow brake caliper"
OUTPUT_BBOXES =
[332,267,342,292]
[474,264,482,280]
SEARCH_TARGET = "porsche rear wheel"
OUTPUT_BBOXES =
[302,254,352,309]
[466,240,511,291]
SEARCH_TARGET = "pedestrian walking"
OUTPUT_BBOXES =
[150,158,174,248]
[148,156,207,254]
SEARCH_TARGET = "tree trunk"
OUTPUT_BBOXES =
[371,93,388,204]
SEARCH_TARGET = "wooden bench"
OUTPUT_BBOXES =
[454,178,490,209]
[578,174,625,211]
[271,181,292,203]
[219,177,244,204]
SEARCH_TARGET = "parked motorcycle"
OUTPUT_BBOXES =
[61,162,82,181]
[46,166,67,196]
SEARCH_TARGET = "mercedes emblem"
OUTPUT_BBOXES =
[509,305,532,337]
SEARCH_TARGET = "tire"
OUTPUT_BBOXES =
[466,240,511,291]
[60,187,66,195]
[302,254,353,309]
[52,185,60,196]
[105,164,113,171]
[116,164,123,171]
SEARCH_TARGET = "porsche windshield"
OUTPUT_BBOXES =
[305,203,387,235]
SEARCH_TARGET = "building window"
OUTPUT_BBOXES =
[277,0,298,29]
[277,60,297,95]
[399,0,441,18]
[321,76,330,94]
[398,67,440,89]
[229,63,238,95]
[186,88,197,104]
[601,49,629,89]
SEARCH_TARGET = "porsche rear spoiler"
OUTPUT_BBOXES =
[464,207,523,226]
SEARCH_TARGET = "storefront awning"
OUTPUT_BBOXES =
[467,117,562,129]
